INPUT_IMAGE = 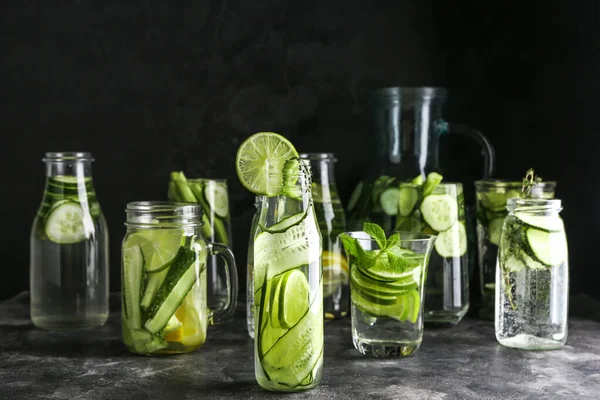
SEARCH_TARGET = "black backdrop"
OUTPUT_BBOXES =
[1,1,598,302]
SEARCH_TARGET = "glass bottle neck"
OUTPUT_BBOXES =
[45,160,93,178]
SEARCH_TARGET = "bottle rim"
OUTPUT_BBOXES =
[125,201,203,227]
[475,180,557,191]
[368,87,448,103]
[299,152,337,162]
[43,152,94,162]
[344,230,437,244]
[507,198,562,213]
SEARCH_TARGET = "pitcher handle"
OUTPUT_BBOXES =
[447,122,495,178]
[206,242,238,324]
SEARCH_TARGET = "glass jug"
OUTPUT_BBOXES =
[121,201,238,355]
[30,152,109,330]
[347,87,495,232]
[300,153,348,320]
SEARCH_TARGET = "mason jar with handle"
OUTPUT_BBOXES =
[121,201,238,356]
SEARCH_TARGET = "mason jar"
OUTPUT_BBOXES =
[121,201,238,355]
[496,198,568,350]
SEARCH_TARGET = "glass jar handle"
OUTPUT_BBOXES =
[447,122,495,178]
[206,242,238,324]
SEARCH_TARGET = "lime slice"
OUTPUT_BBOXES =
[235,132,299,196]
[130,229,183,272]
[278,269,309,329]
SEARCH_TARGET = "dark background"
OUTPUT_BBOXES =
[1,1,598,302]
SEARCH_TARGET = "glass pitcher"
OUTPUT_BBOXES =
[121,201,238,355]
[30,152,109,330]
[347,87,495,232]
[300,153,348,320]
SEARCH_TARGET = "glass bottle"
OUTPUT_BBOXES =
[121,201,238,355]
[30,152,109,330]
[300,152,348,319]
[496,198,568,350]
[247,195,263,339]
[253,159,323,391]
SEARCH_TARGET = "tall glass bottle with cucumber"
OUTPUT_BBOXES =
[168,174,232,311]
[475,180,556,320]
[346,87,494,232]
[121,201,238,355]
[30,152,109,330]
[496,197,568,350]
[246,195,263,339]
[236,132,323,392]
[300,153,348,320]
[396,177,470,325]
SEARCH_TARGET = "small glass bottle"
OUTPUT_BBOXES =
[496,198,569,350]
[300,153,348,319]
[246,195,263,338]
[30,152,109,330]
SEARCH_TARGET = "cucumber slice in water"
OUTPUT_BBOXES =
[488,218,504,246]
[420,194,458,232]
[398,185,419,217]
[45,201,87,244]
[516,214,563,233]
[525,228,567,267]
[260,210,308,234]
[204,181,229,218]
[434,222,467,258]
[122,243,144,328]
[380,188,400,216]
[422,172,443,197]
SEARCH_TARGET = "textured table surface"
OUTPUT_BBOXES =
[1,292,599,400]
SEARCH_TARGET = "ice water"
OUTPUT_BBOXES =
[495,263,568,349]
[30,217,109,330]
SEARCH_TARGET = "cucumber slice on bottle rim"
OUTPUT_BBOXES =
[204,181,229,218]
[434,221,467,258]
[45,201,87,244]
[420,193,458,232]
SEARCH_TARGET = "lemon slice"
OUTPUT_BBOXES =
[235,132,299,196]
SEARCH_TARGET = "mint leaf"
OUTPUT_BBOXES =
[385,233,400,250]
[356,243,376,269]
[363,222,387,249]
[386,251,408,273]
[339,233,358,259]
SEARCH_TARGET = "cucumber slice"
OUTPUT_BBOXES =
[45,201,87,244]
[401,290,420,323]
[434,222,467,258]
[254,220,320,293]
[411,174,424,185]
[420,194,458,232]
[269,275,284,329]
[140,268,170,309]
[525,228,567,267]
[516,214,563,233]
[260,210,308,234]
[144,247,202,334]
[422,172,443,197]
[262,301,323,389]
[398,186,419,217]
[488,218,504,246]
[122,243,144,328]
[380,188,400,216]
[480,192,509,212]
[204,181,229,218]
[52,175,91,185]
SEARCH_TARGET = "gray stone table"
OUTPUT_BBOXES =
[1,292,599,400]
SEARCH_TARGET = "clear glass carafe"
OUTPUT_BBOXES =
[121,201,238,355]
[496,199,568,350]
[347,87,495,232]
[300,153,348,320]
[253,159,323,391]
[30,152,109,330]
[246,195,263,339]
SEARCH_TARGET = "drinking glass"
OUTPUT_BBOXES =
[496,198,568,350]
[341,231,436,357]
[475,180,556,320]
